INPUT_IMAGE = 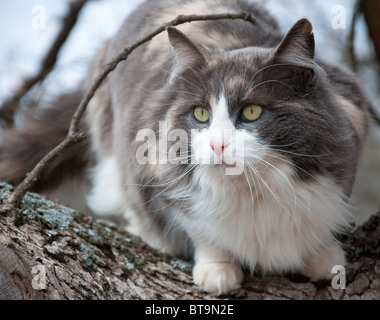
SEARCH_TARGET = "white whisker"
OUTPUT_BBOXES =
[260,151,319,181]
[245,159,288,213]
[258,145,332,158]
[244,160,270,246]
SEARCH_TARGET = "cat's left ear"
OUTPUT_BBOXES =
[274,18,315,63]
[167,27,206,83]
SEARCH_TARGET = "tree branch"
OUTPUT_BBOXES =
[0,183,379,300]
[0,11,257,214]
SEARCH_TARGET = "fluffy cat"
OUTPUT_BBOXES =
[0,0,369,295]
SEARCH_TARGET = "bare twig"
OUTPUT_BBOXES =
[0,0,88,127]
[1,11,257,213]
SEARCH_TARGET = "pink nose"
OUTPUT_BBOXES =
[210,142,228,155]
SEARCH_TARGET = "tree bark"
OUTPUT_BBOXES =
[0,182,379,300]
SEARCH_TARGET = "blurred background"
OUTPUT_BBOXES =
[0,0,379,225]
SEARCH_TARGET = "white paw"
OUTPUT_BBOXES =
[302,244,346,281]
[193,262,244,296]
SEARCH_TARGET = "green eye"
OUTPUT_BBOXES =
[241,104,263,122]
[193,106,210,123]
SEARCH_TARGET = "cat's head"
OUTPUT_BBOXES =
[163,19,338,180]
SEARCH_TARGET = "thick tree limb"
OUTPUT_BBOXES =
[0,0,88,127]
[0,182,379,300]
[1,11,257,214]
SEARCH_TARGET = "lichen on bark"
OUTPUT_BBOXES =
[0,182,379,300]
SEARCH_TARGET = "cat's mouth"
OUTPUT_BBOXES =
[206,159,244,176]
[212,161,236,168]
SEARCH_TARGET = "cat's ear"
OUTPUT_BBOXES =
[272,19,316,95]
[167,27,205,63]
[167,27,206,83]
[274,18,315,63]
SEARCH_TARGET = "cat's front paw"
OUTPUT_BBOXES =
[193,262,244,296]
[302,243,345,281]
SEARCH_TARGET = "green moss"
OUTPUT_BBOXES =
[1,183,75,230]
[1,182,148,275]
[0,182,13,192]
[19,192,75,230]
[171,259,193,273]
[79,242,107,270]
[85,229,103,246]
[122,256,135,270]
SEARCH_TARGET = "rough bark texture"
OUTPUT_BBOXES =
[0,182,379,300]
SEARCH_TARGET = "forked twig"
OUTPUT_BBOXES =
[1,11,257,212]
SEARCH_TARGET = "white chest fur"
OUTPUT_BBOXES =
[184,163,349,273]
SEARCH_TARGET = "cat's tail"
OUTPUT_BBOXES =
[0,91,90,193]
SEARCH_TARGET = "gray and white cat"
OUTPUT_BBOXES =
[0,0,369,295]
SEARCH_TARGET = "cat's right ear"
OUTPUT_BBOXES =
[272,19,317,95]
[167,27,206,84]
